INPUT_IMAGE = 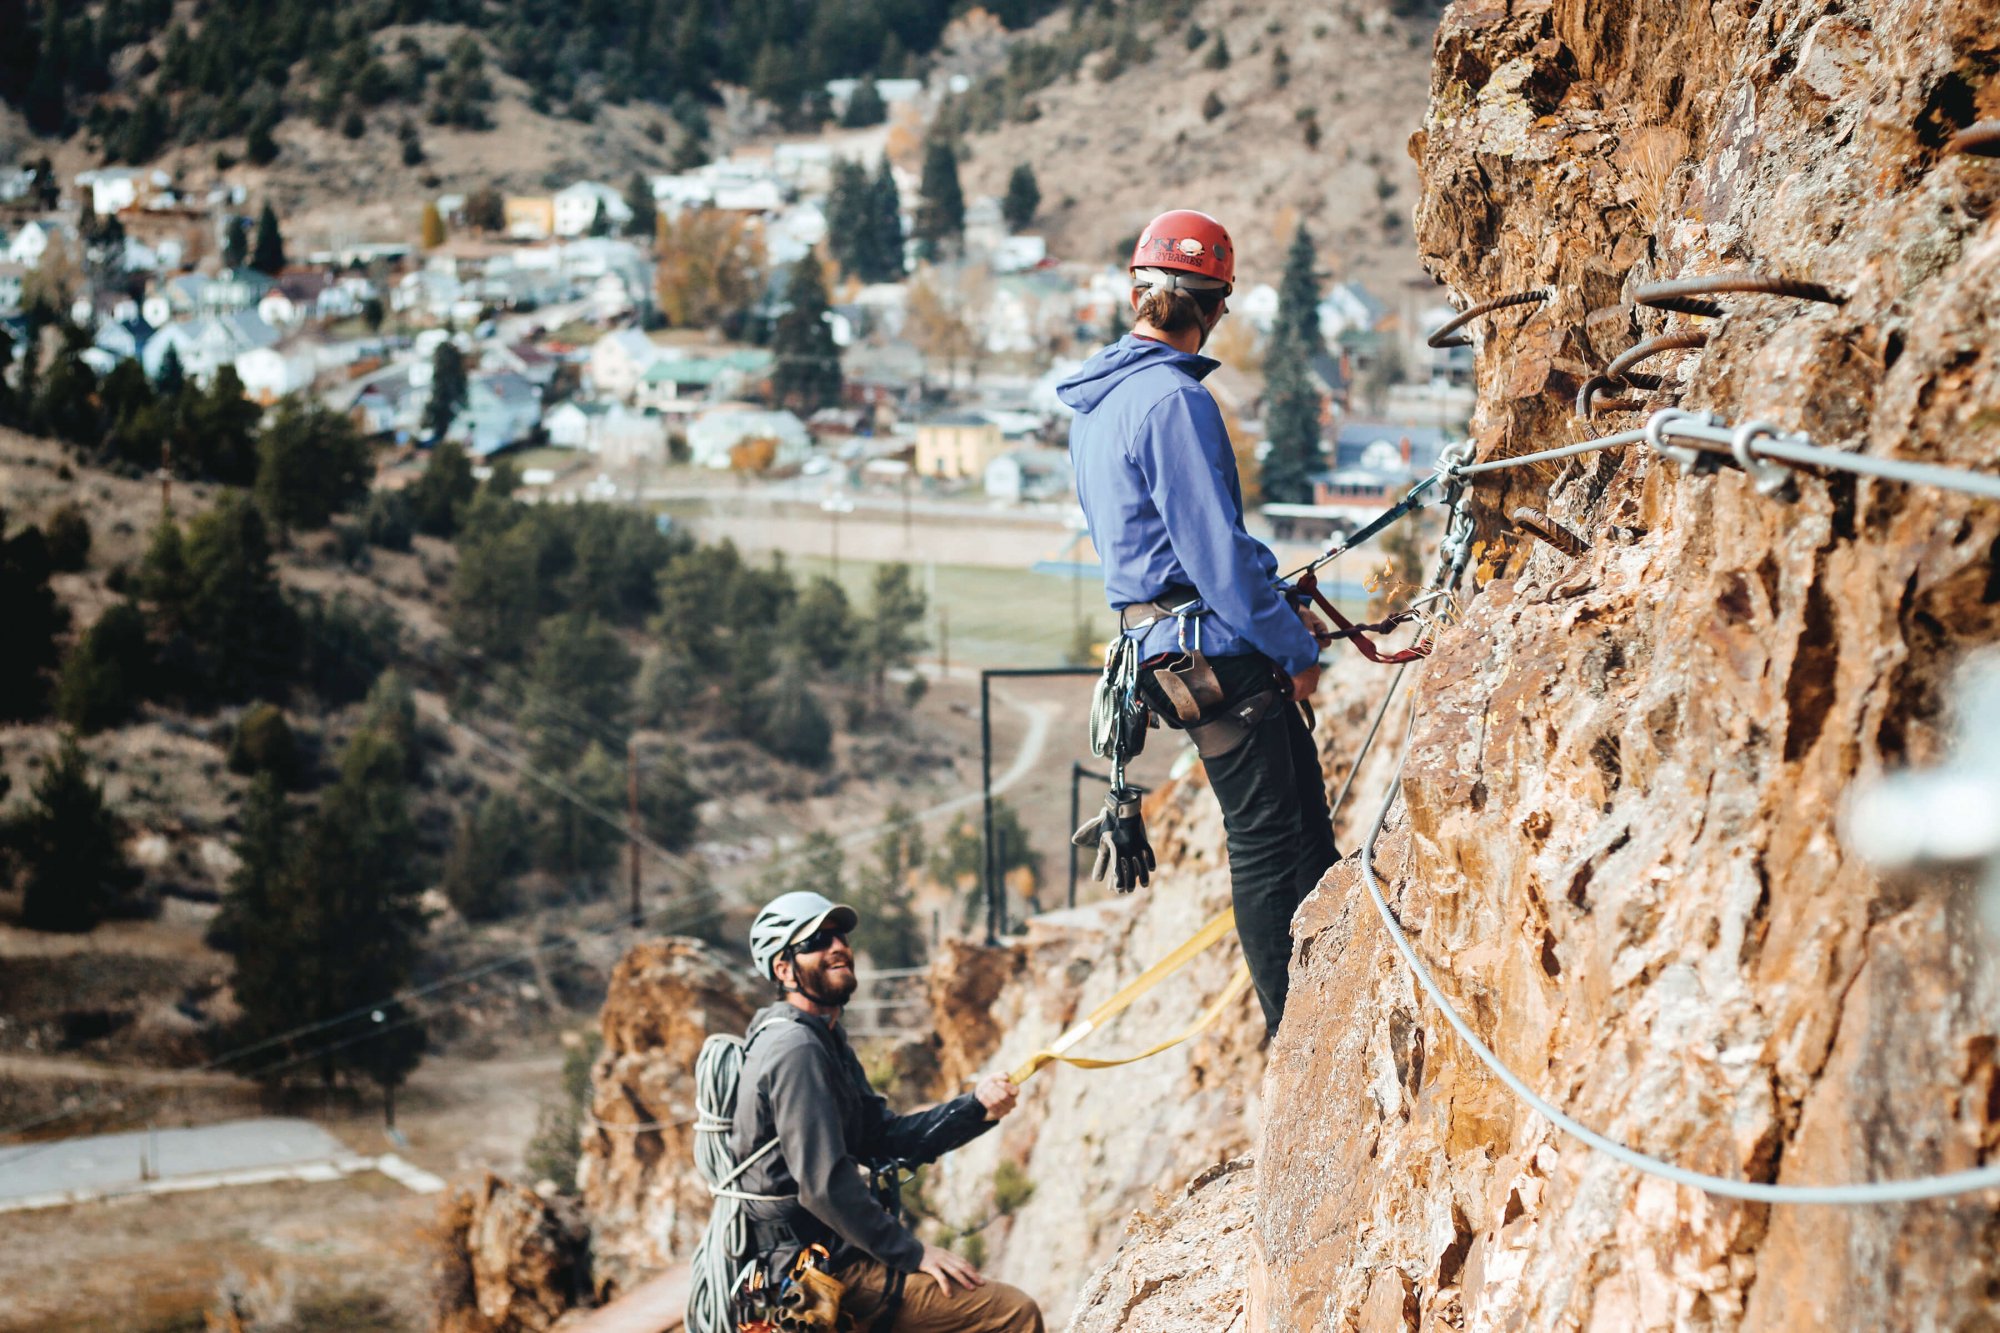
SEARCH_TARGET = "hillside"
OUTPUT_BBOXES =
[951,0,1443,294]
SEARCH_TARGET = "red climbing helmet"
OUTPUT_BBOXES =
[1129,209,1235,291]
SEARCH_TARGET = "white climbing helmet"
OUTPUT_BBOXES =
[749,891,859,980]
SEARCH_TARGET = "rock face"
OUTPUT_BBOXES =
[1064,1157,1262,1333]
[914,768,1278,1326]
[434,1173,591,1333]
[1250,1,2000,1329]
[578,938,763,1294]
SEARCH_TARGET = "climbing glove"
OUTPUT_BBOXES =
[1073,786,1155,893]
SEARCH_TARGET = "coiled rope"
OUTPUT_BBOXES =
[686,1030,790,1333]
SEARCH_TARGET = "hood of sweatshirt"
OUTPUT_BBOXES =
[1056,334,1219,413]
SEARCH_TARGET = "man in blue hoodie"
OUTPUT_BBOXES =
[1058,209,1337,1034]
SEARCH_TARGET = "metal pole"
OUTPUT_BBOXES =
[981,672,995,946]
[1068,761,1083,910]
[995,828,1009,939]
[626,737,641,927]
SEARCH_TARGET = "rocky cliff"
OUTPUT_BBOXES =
[1243,0,2000,1328]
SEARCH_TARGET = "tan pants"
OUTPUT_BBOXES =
[838,1256,1045,1333]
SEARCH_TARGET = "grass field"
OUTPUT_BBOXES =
[785,555,1115,669]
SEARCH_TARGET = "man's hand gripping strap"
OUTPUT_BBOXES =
[1291,569,1432,665]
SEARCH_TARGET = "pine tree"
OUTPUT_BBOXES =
[56,601,151,733]
[770,253,842,415]
[250,201,285,275]
[408,437,476,537]
[0,516,70,721]
[1261,225,1326,505]
[182,494,299,704]
[868,157,906,282]
[913,132,964,261]
[623,172,657,239]
[423,341,467,440]
[851,803,925,967]
[19,735,139,932]
[824,159,872,280]
[533,741,626,889]
[1002,163,1040,233]
[207,772,295,954]
[841,76,886,127]
[222,215,250,270]
[520,611,636,771]
[254,397,372,533]
[155,343,186,397]
[861,562,926,698]
[442,791,529,922]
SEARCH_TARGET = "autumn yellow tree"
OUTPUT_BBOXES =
[420,201,446,250]
[654,208,764,329]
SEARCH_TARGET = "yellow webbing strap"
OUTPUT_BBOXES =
[1009,907,1249,1084]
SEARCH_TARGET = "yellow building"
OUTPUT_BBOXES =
[914,412,1004,481]
[503,196,556,240]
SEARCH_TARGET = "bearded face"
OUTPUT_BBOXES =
[788,936,858,1006]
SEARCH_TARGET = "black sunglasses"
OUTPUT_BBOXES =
[791,927,848,956]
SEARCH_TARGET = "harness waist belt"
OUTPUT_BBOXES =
[1118,586,1201,632]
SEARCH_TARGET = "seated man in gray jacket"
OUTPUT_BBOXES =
[732,891,1044,1333]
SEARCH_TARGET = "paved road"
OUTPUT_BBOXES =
[0,1116,352,1202]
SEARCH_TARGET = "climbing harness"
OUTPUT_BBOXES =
[1009,907,1251,1084]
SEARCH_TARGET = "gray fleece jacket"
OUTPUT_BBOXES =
[730,1002,995,1271]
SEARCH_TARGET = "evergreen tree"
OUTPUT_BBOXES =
[206,771,293,954]
[867,157,906,282]
[861,562,926,697]
[222,215,250,270]
[1261,225,1326,505]
[18,736,139,932]
[824,159,873,280]
[228,723,428,1095]
[770,253,842,415]
[913,132,964,261]
[520,611,636,771]
[623,172,657,239]
[1002,162,1040,232]
[0,516,70,721]
[850,803,925,967]
[155,343,186,397]
[250,201,286,275]
[226,701,300,788]
[182,494,299,703]
[533,741,626,890]
[254,397,372,533]
[44,502,90,572]
[1204,32,1231,68]
[56,601,151,734]
[407,437,476,537]
[841,76,886,127]
[464,186,506,233]
[442,790,530,922]
[422,341,467,440]
[754,654,833,767]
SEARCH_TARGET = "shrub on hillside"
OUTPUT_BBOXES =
[56,601,152,733]
[45,502,91,571]
[228,702,301,788]
[17,736,141,933]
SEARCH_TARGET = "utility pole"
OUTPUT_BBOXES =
[160,439,172,517]
[626,737,641,927]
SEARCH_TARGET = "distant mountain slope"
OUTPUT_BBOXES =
[950,0,1443,296]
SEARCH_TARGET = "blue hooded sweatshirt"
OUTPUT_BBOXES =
[1059,336,1318,677]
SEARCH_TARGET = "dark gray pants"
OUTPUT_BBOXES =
[1185,654,1340,1034]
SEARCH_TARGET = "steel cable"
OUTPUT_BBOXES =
[1357,717,2000,1204]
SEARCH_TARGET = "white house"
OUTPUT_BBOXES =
[687,408,810,470]
[7,221,64,269]
[597,403,671,466]
[984,447,1074,503]
[545,400,608,450]
[92,317,154,362]
[586,329,664,401]
[75,168,143,216]
[991,235,1047,274]
[1318,281,1387,341]
[234,344,317,402]
[141,311,280,384]
[1236,283,1281,333]
[554,181,634,238]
